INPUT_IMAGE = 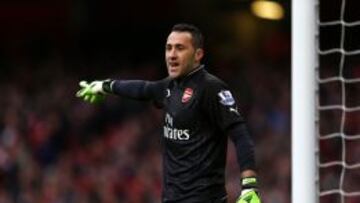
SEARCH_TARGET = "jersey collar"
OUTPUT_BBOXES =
[186,64,204,77]
[174,65,205,87]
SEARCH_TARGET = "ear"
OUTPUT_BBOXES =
[195,48,204,61]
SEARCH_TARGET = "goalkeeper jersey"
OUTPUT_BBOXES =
[109,65,255,203]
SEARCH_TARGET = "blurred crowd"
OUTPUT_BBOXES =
[1,0,359,202]
[0,47,292,203]
[0,0,294,198]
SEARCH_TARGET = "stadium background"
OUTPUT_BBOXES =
[0,0,291,202]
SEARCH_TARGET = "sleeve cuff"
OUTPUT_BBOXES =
[102,79,114,93]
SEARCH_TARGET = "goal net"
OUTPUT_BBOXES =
[318,0,360,202]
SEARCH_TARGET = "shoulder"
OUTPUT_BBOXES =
[201,71,230,93]
[201,72,239,108]
[150,77,171,89]
[198,71,235,107]
[158,77,172,85]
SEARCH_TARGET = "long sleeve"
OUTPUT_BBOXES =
[103,78,169,106]
[202,79,256,172]
[227,123,256,172]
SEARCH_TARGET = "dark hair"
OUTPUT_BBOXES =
[171,23,204,49]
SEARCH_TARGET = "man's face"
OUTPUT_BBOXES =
[165,31,203,79]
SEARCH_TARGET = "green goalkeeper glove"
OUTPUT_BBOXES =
[76,80,108,104]
[236,177,261,203]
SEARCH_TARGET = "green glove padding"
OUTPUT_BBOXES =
[236,177,261,203]
[76,80,106,104]
[236,190,261,203]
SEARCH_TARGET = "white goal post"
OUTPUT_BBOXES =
[291,0,317,203]
[292,0,360,202]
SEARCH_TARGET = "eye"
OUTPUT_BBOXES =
[165,44,172,51]
[176,45,185,51]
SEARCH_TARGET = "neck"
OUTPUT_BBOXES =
[186,64,203,76]
[175,64,204,83]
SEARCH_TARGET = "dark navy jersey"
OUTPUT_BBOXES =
[108,66,255,203]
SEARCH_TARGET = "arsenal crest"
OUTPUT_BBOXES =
[182,88,193,103]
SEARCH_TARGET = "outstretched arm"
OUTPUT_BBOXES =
[76,78,168,104]
[104,80,166,100]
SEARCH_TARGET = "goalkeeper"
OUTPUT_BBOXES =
[77,23,261,203]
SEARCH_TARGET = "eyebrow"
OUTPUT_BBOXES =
[166,43,187,47]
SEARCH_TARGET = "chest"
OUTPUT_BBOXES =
[163,86,202,128]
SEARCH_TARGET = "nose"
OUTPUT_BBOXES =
[167,48,177,60]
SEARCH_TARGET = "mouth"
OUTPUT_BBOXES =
[168,62,180,71]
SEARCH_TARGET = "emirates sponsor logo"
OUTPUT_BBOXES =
[163,127,190,140]
[164,113,190,140]
[182,88,193,103]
